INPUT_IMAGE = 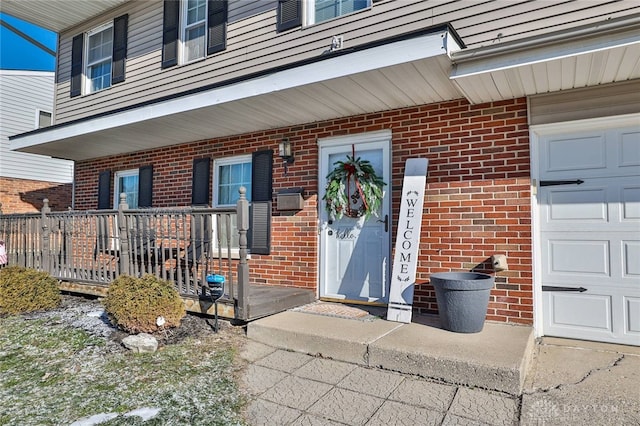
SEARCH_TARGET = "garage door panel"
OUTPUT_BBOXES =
[623,241,640,278]
[546,135,606,172]
[547,188,607,221]
[547,292,612,331]
[626,297,640,334]
[621,185,640,220]
[547,239,609,277]
[619,129,640,168]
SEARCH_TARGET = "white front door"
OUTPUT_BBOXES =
[534,116,640,346]
[318,131,391,303]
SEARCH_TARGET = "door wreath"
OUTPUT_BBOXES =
[323,154,386,220]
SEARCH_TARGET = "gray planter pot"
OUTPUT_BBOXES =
[431,272,494,333]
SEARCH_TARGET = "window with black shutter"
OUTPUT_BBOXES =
[162,0,228,67]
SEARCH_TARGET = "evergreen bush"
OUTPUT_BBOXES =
[104,274,186,333]
[0,266,61,315]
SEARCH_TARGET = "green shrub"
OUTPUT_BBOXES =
[104,274,186,333]
[0,266,61,315]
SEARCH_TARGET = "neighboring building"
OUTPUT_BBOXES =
[3,0,639,345]
[0,70,73,213]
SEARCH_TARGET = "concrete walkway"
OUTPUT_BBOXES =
[239,306,640,425]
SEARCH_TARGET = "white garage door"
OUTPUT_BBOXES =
[536,116,640,346]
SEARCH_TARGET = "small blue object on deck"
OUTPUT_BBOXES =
[206,274,225,298]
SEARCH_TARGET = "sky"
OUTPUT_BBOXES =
[0,13,57,71]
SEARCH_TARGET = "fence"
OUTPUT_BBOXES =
[0,190,251,319]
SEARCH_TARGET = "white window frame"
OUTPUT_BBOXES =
[84,22,113,94]
[35,109,52,129]
[113,169,139,209]
[213,154,252,207]
[304,0,372,26]
[180,0,208,64]
[212,155,252,257]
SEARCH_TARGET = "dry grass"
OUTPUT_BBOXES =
[0,295,247,426]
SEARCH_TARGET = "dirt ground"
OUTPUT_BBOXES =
[33,292,247,351]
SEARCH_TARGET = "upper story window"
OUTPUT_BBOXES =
[70,14,128,98]
[162,0,228,69]
[182,0,207,63]
[305,0,371,25]
[86,24,113,93]
[277,0,371,32]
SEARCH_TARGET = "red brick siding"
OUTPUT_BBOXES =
[75,98,532,324]
[0,177,73,213]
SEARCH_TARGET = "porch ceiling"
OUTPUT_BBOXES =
[1,0,128,32]
[11,29,462,161]
[450,14,640,104]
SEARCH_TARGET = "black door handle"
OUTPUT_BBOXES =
[377,214,388,232]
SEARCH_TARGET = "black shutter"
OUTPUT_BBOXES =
[250,149,273,254]
[111,14,128,84]
[207,0,227,55]
[138,165,153,208]
[276,0,301,32]
[249,202,271,255]
[251,149,273,202]
[70,33,84,97]
[162,0,180,68]
[191,158,211,206]
[98,170,112,209]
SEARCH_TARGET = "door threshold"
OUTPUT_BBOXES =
[320,297,387,307]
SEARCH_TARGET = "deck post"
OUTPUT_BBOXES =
[41,199,51,273]
[118,193,130,276]
[236,186,249,320]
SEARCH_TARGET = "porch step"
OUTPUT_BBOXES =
[247,311,534,395]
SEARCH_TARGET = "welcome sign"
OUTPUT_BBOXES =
[387,158,428,323]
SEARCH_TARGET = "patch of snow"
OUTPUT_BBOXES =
[68,413,118,426]
[87,310,105,318]
[123,407,161,421]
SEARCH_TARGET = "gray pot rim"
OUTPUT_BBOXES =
[430,271,494,291]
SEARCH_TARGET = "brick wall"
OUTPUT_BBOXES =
[0,177,73,213]
[75,97,532,324]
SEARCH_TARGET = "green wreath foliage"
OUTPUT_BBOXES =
[323,155,386,220]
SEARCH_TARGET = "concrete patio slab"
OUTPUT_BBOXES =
[368,317,534,394]
[521,337,640,425]
[247,311,402,365]
[247,310,534,395]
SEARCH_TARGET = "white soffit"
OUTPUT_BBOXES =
[11,29,462,161]
[0,0,128,32]
[450,15,640,104]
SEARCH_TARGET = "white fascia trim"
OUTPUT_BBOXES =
[530,112,640,136]
[451,16,640,79]
[0,70,55,77]
[317,129,392,148]
[12,29,453,152]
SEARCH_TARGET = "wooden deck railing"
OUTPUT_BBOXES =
[0,189,252,320]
